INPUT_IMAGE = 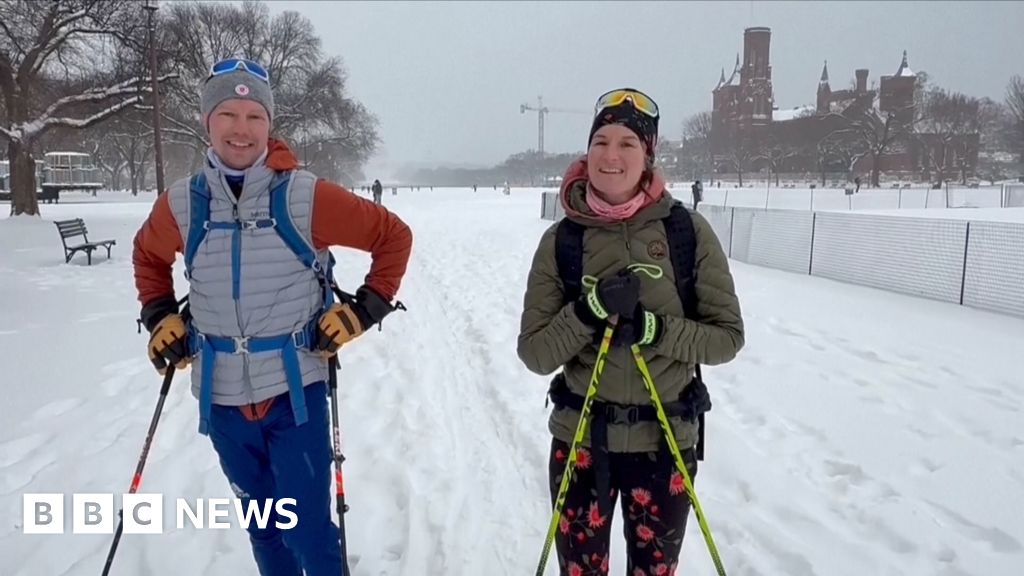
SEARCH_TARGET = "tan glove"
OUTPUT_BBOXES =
[148,314,191,374]
[315,303,366,357]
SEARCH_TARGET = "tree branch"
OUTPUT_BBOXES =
[41,94,143,133]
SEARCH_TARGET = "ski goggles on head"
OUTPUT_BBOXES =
[593,88,659,119]
[208,58,270,83]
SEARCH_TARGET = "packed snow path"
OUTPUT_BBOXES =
[1,188,1022,575]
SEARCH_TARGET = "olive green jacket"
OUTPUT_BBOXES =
[517,176,744,452]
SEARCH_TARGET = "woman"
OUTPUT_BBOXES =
[517,88,744,575]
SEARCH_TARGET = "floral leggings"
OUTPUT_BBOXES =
[548,438,699,576]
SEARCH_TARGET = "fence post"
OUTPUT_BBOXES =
[728,208,735,258]
[959,221,971,306]
[898,188,903,209]
[724,188,730,207]
[808,212,817,276]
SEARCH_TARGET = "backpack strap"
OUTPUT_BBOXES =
[184,170,326,436]
[663,202,699,320]
[268,172,336,310]
[184,173,210,279]
[555,218,586,305]
[662,201,709,460]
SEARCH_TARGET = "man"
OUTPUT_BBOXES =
[132,58,412,575]
[691,179,703,209]
[371,178,383,204]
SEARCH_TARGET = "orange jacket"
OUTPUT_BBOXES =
[132,139,412,308]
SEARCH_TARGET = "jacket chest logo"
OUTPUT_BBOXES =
[647,239,668,260]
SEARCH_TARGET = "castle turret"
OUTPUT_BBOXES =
[817,60,831,113]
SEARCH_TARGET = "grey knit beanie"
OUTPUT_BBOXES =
[200,68,274,123]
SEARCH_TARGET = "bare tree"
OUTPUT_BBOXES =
[1006,75,1024,165]
[817,131,870,185]
[726,139,753,187]
[0,0,163,215]
[156,2,379,182]
[918,89,982,185]
[682,111,713,184]
[754,134,800,187]
[974,98,1020,183]
[822,105,915,188]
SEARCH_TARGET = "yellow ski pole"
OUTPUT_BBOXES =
[535,317,617,576]
[631,346,728,576]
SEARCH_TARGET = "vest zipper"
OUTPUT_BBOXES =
[228,186,256,407]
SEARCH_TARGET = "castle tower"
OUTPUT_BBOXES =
[740,27,773,125]
[817,60,831,114]
[855,69,869,94]
[880,50,916,125]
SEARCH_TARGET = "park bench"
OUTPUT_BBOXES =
[54,218,115,265]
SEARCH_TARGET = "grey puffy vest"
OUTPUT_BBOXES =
[165,162,331,434]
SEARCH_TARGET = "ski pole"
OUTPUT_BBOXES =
[102,365,175,576]
[630,346,728,576]
[536,317,617,576]
[328,356,351,576]
[324,280,404,576]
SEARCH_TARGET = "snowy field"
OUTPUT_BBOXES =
[1,187,1023,576]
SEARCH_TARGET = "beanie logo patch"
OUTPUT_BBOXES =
[234,83,250,96]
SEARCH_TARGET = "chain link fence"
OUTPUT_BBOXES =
[700,183,1022,211]
[702,205,1024,318]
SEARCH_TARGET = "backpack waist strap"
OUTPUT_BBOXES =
[189,317,319,436]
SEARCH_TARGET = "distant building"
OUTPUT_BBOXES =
[709,27,978,182]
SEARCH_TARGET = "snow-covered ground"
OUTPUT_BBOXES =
[1,187,1022,576]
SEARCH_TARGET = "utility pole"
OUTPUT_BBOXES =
[142,0,165,194]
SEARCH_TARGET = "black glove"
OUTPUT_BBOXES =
[352,285,394,329]
[140,295,178,332]
[612,303,663,348]
[574,269,641,327]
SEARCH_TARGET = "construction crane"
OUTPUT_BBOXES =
[519,96,589,158]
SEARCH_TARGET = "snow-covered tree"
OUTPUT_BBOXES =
[0,0,154,215]
[821,105,916,188]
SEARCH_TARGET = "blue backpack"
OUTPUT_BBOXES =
[182,171,337,435]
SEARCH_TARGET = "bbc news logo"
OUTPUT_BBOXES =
[23,494,298,534]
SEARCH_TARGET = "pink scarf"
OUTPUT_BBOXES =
[585,184,649,221]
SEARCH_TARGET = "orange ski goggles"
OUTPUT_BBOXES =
[593,88,659,118]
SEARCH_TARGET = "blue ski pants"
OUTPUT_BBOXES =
[207,381,344,576]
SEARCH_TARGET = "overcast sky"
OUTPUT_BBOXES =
[262,1,1024,173]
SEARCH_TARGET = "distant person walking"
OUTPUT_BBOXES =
[691,179,703,210]
[372,178,383,204]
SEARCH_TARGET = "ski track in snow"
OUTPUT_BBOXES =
[327,192,552,575]
[1,188,1023,575]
